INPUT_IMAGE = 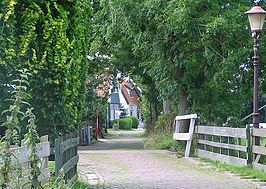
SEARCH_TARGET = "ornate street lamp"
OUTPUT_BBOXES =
[246,6,266,129]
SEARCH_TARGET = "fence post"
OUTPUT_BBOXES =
[85,126,89,145]
[246,124,252,165]
[55,137,62,177]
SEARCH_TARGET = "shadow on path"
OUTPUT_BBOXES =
[78,130,145,150]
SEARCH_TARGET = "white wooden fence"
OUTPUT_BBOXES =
[252,128,266,172]
[195,126,250,166]
[171,115,266,174]
[4,135,50,187]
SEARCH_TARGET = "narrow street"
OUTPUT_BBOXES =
[78,130,258,189]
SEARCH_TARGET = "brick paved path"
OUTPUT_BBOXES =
[78,130,258,189]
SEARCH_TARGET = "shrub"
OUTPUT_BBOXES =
[119,118,132,130]
[126,116,139,128]
[111,118,132,130]
[112,119,119,125]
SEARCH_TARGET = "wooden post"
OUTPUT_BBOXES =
[75,132,78,177]
[246,124,252,165]
[219,136,222,154]
[211,135,214,152]
[175,120,180,133]
[237,138,241,158]
[185,118,196,157]
[55,137,62,177]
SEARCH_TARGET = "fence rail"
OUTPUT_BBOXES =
[195,125,250,166]
[55,132,79,184]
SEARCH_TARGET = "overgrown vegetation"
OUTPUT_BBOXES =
[144,132,185,155]
[48,161,89,189]
[24,108,42,188]
[0,69,30,188]
[144,114,182,152]
[0,70,88,188]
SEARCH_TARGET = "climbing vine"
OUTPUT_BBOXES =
[0,1,93,140]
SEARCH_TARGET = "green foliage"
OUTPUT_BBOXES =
[126,116,139,129]
[92,0,258,127]
[0,69,80,188]
[119,118,132,130]
[155,114,175,132]
[72,181,90,189]
[49,173,90,189]
[144,131,184,155]
[0,1,93,141]
[48,162,69,189]
[48,171,68,189]
[85,74,109,132]
[112,118,132,130]
[0,69,30,188]
[24,108,41,188]
[0,0,19,125]
[112,119,119,126]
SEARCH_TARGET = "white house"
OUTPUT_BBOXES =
[108,78,142,128]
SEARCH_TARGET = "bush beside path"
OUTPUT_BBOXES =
[78,130,258,189]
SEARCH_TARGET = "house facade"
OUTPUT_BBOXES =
[108,78,142,128]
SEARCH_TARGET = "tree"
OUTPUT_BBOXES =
[92,0,260,131]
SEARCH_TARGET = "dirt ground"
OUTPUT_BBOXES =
[78,130,259,189]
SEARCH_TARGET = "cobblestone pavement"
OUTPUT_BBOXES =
[78,130,259,189]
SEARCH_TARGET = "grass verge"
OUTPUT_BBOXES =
[201,158,266,181]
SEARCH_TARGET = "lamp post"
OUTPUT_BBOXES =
[246,6,266,130]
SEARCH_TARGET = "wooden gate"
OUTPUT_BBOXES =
[55,132,79,184]
[10,135,50,186]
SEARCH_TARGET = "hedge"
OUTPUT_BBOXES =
[112,119,119,125]
[112,118,132,130]
[126,116,139,128]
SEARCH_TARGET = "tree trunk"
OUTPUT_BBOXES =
[154,103,159,122]
[178,87,190,133]
[163,99,172,114]
[173,68,190,133]
[150,102,153,122]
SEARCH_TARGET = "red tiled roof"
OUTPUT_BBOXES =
[120,80,139,105]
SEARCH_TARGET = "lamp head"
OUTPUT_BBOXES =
[246,6,266,32]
